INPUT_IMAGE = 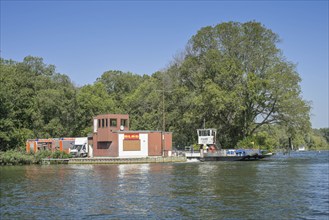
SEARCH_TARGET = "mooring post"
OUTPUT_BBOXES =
[200,144,205,159]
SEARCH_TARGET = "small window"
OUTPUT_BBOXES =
[98,119,101,128]
[121,119,127,127]
[97,141,111,149]
[110,119,117,127]
[102,119,105,128]
[106,118,108,127]
[200,130,207,136]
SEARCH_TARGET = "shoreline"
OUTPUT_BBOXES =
[41,156,187,165]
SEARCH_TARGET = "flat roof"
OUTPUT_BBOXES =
[114,130,172,134]
[93,114,129,118]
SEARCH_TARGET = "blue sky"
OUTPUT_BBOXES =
[1,1,328,128]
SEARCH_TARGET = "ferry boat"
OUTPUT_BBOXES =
[186,128,273,161]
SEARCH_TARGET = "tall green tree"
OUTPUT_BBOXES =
[0,56,78,150]
[96,70,147,111]
[124,75,163,130]
[165,21,311,147]
[75,82,117,136]
[0,21,313,151]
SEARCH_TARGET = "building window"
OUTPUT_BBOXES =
[98,119,101,128]
[102,119,105,128]
[121,119,127,127]
[105,118,108,127]
[199,130,210,136]
[97,141,111,149]
[110,119,117,127]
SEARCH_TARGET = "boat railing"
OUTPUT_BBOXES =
[182,149,262,157]
[205,149,261,157]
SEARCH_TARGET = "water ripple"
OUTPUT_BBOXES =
[1,151,328,219]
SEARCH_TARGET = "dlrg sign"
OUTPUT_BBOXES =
[124,133,139,140]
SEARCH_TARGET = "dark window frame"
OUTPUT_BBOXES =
[121,119,127,127]
[110,119,117,127]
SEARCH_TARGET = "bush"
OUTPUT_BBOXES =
[0,149,72,165]
[0,150,34,165]
[34,150,52,162]
[51,150,72,159]
[237,136,257,149]
[237,132,276,152]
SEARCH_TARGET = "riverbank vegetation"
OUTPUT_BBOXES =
[1,21,328,153]
[0,150,71,165]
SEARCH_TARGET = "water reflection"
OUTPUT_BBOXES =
[167,162,263,219]
[1,151,328,220]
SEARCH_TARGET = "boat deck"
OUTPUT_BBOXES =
[185,150,272,161]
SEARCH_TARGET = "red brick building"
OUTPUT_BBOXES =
[92,114,172,157]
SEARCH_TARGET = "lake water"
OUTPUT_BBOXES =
[1,151,328,219]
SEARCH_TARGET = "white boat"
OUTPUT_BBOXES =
[189,128,273,161]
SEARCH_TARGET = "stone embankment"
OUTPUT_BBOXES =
[42,156,186,164]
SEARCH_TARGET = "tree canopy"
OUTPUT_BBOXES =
[164,21,311,147]
[1,21,327,151]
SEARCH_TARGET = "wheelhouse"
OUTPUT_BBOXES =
[197,128,217,145]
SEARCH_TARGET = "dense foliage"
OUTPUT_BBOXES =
[0,150,71,165]
[0,21,328,152]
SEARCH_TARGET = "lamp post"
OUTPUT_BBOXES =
[156,74,176,156]
[162,88,165,157]
[156,88,168,157]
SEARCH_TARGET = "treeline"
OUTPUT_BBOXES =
[1,21,328,152]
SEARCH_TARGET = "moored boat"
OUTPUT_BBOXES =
[186,128,273,161]
[201,149,273,161]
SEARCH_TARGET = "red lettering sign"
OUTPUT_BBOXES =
[124,133,139,140]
